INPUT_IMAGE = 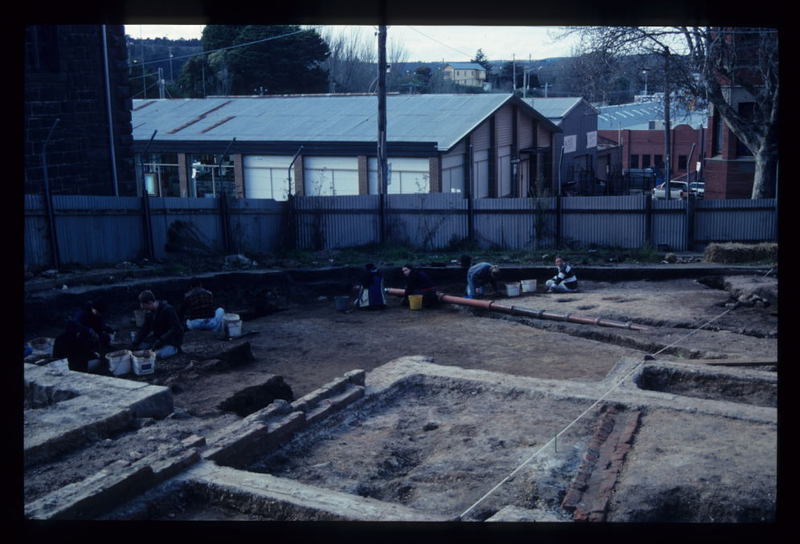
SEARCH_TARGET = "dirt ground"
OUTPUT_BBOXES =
[22,273,779,520]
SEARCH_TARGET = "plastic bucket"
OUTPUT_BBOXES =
[521,279,538,293]
[223,313,242,338]
[134,310,146,327]
[408,294,423,310]
[506,282,521,297]
[131,349,155,375]
[106,349,132,376]
[334,296,350,312]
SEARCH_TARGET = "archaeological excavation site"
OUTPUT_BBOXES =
[22,262,779,525]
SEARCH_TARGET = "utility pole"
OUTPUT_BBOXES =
[663,48,672,199]
[512,54,516,94]
[378,25,388,244]
[158,67,165,99]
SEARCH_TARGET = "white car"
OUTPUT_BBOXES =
[652,181,688,199]
[688,182,705,198]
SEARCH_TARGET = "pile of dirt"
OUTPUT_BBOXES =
[703,242,777,264]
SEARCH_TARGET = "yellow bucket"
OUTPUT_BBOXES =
[408,294,423,310]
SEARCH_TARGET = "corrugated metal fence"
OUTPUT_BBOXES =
[24,194,777,268]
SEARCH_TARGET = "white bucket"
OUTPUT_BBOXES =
[506,282,521,297]
[223,313,242,337]
[521,279,538,293]
[106,349,132,376]
[131,350,155,376]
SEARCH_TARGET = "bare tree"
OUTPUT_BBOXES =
[563,26,778,198]
[316,26,376,93]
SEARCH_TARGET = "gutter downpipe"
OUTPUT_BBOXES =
[101,25,120,196]
[140,130,157,259]
[384,288,650,331]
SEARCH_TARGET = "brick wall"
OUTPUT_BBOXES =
[25,25,135,196]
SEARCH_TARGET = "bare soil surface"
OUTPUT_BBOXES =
[23,274,779,521]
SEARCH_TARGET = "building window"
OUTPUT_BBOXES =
[630,154,639,168]
[189,154,235,198]
[678,155,688,171]
[654,155,663,169]
[642,155,651,168]
[711,108,723,156]
[138,152,181,196]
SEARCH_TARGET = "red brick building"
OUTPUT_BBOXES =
[702,97,756,199]
[598,123,706,182]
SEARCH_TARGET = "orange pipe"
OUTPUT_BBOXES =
[384,288,651,331]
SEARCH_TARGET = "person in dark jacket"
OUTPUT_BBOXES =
[400,264,439,307]
[354,264,387,310]
[545,256,579,292]
[180,279,225,331]
[131,290,183,359]
[466,262,501,298]
[52,300,115,373]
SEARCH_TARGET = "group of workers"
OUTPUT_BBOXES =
[46,256,578,373]
[350,255,578,311]
[51,279,226,374]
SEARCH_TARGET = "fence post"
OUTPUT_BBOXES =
[141,194,154,260]
[555,195,562,249]
[685,195,696,251]
[644,193,652,248]
[219,191,231,253]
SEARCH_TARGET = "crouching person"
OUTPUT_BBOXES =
[131,290,183,359]
[545,256,579,293]
[181,279,225,332]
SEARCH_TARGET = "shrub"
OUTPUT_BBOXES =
[703,243,777,264]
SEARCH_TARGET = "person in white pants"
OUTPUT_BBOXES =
[545,256,578,293]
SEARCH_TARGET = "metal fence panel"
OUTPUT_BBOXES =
[228,198,286,254]
[51,195,144,265]
[694,198,777,243]
[561,195,646,249]
[387,193,467,249]
[294,195,380,250]
[24,194,51,269]
[651,199,688,251]
[473,198,538,250]
[148,197,222,260]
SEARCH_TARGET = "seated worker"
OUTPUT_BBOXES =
[466,262,501,298]
[354,263,387,310]
[131,290,183,359]
[52,300,114,373]
[181,279,225,332]
[401,264,439,308]
[545,256,579,293]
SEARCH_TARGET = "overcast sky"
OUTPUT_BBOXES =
[124,24,579,62]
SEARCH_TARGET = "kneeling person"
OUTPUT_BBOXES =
[131,290,183,359]
[181,279,225,332]
[545,256,578,293]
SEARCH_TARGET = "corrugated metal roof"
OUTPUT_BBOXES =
[522,97,587,123]
[597,101,708,130]
[132,94,524,152]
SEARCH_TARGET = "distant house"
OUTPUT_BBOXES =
[131,93,561,200]
[24,25,135,196]
[443,63,487,89]
[524,97,599,195]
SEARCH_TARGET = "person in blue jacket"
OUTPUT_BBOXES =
[466,262,501,298]
[354,263,387,310]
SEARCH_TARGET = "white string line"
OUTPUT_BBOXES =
[458,266,775,519]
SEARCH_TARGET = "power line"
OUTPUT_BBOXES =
[406,26,475,60]
[128,28,305,67]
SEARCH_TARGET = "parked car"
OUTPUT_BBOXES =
[652,181,688,199]
[688,182,705,198]
[652,180,704,199]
